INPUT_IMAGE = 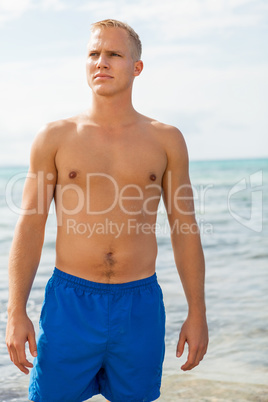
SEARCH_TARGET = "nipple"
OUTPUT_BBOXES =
[150,174,156,181]
[69,171,77,179]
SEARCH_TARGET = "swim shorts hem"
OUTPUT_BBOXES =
[29,388,160,402]
[101,388,161,402]
[28,387,100,402]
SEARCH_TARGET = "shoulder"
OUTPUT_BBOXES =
[151,119,184,142]
[33,117,76,145]
[29,116,78,169]
[31,115,80,155]
[144,117,188,163]
[140,114,185,145]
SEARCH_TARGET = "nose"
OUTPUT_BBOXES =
[96,53,109,69]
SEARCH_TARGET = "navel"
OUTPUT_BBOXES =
[69,171,77,179]
[150,174,157,181]
[105,251,116,266]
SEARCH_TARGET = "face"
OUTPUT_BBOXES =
[86,27,143,97]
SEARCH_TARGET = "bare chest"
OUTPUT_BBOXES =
[55,129,167,189]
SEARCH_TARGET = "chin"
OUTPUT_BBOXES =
[94,88,116,97]
[93,85,125,97]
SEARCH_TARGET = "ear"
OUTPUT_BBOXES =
[133,60,143,77]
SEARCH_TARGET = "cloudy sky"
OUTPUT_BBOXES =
[0,0,267,165]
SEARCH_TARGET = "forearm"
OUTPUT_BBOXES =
[171,231,206,316]
[7,217,45,315]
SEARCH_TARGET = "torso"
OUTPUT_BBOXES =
[53,112,168,283]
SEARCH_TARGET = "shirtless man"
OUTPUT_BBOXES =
[6,19,208,402]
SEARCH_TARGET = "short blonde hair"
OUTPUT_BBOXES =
[90,19,142,61]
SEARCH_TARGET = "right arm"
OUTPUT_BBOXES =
[6,124,58,374]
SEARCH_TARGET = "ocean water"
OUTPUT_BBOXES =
[0,158,267,401]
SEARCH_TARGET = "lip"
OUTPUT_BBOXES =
[94,73,113,79]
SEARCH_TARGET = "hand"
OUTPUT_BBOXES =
[6,312,37,374]
[176,313,208,371]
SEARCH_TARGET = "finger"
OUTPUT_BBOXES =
[195,346,206,366]
[187,340,209,370]
[28,331,38,357]
[195,339,208,361]
[6,342,13,362]
[181,347,198,371]
[176,333,186,358]
[9,345,30,375]
[18,357,34,368]
[16,362,31,374]
[15,342,33,369]
[7,344,15,363]
[182,343,207,371]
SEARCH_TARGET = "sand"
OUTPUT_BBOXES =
[89,374,268,402]
[159,375,268,401]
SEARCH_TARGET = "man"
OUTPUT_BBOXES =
[6,19,208,402]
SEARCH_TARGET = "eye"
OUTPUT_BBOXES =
[89,52,98,57]
[111,53,121,57]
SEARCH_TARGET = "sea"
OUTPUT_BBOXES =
[0,158,267,401]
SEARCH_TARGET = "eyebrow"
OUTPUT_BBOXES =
[88,49,124,55]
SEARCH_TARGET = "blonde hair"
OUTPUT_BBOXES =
[90,19,142,61]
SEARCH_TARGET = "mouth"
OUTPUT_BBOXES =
[94,74,113,80]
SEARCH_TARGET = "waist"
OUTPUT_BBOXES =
[52,267,158,292]
[55,226,158,282]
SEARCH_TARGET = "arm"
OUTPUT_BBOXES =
[162,127,208,371]
[6,124,58,374]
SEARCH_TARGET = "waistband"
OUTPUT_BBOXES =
[52,267,158,292]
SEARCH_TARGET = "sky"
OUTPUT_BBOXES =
[0,0,267,165]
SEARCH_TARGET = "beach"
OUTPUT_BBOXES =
[1,372,268,401]
[1,158,268,401]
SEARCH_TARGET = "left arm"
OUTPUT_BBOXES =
[162,127,208,371]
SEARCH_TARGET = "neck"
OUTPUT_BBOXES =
[88,92,138,128]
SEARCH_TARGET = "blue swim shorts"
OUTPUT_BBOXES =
[28,268,166,402]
